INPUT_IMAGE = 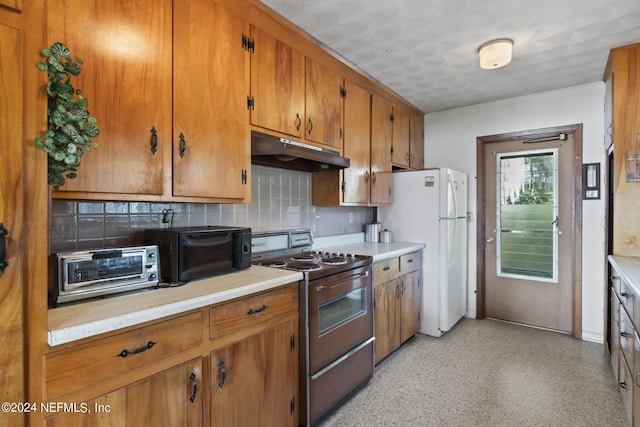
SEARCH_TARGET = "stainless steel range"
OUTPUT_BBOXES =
[252,229,374,426]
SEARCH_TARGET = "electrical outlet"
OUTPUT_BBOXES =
[349,212,355,223]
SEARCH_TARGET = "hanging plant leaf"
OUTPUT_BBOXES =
[35,42,100,188]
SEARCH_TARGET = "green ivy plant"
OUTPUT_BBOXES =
[35,42,100,188]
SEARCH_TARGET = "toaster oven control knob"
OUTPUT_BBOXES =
[149,273,157,280]
[148,252,155,258]
[242,242,251,254]
[146,263,154,269]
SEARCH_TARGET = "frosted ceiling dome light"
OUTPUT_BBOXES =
[478,39,513,69]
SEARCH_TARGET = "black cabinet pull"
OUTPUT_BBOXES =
[621,381,627,390]
[117,341,156,358]
[621,331,632,338]
[0,223,8,274]
[247,304,267,315]
[364,170,369,183]
[150,127,158,155]
[188,372,198,403]
[383,266,390,271]
[179,133,187,158]
[372,171,377,184]
[307,117,313,135]
[295,113,301,131]
[218,360,226,389]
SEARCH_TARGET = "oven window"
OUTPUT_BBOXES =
[66,255,143,284]
[318,288,367,336]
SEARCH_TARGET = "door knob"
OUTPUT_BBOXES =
[486,237,495,243]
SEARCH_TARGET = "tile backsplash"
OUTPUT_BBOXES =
[50,165,373,252]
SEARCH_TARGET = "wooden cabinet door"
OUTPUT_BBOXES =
[0,18,25,427]
[374,280,400,364]
[370,95,393,205]
[172,1,250,200]
[342,80,371,204]
[400,270,421,343]
[211,320,297,427]
[45,359,203,427]
[250,26,305,138]
[305,58,343,150]
[392,106,410,167]
[409,112,425,169]
[48,0,172,196]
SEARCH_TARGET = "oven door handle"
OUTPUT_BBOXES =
[315,271,369,293]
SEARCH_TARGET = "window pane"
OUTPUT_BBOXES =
[498,151,557,281]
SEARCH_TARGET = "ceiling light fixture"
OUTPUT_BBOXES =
[478,39,513,69]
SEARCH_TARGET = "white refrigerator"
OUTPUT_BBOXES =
[378,168,468,337]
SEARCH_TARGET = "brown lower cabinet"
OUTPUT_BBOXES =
[374,251,421,364]
[43,283,299,427]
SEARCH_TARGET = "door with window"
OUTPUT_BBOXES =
[484,134,575,332]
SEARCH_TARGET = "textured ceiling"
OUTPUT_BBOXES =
[259,0,640,113]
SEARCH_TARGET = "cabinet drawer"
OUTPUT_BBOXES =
[210,285,297,341]
[620,354,634,424]
[400,252,420,273]
[620,308,635,374]
[46,312,203,399]
[374,258,399,285]
[619,277,635,319]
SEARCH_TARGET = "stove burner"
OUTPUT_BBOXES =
[259,260,287,268]
[322,256,347,265]
[287,262,323,272]
[292,254,317,261]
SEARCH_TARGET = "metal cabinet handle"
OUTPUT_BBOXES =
[0,224,8,274]
[365,170,369,183]
[383,266,390,271]
[635,372,640,388]
[372,171,377,184]
[247,304,267,315]
[188,372,198,403]
[117,341,156,358]
[218,360,226,389]
[307,117,313,135]
[621,381,627,390]
[150,127,158,155]
[621,331,632,338]
[179,133,187,158]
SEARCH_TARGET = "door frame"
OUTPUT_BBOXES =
[476,124,583,338]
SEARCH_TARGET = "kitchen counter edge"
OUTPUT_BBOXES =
[315,241,425,262]
[609,255,640,298]
[48,266,303,347]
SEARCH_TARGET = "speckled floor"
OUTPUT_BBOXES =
[318,318,627,427]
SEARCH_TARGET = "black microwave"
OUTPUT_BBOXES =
[144,226,252,285]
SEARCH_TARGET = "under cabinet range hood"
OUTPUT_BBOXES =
[251,130,350,172]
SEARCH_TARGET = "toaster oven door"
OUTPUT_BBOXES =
[61,249,147,291]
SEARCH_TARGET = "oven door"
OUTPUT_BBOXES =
[308,264,373,374]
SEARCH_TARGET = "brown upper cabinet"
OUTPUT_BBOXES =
[312,82,394,207]
[305,58,344,150]
[249,26,305,139]
[248,30,344,151]
[409,112,425,169]
[607,42,640,256]
[392,104,424,170]
[370,94,393,205]
[49,0,250,202]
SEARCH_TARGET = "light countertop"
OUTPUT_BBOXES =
[48,266,303,347]
[315,241,425,262]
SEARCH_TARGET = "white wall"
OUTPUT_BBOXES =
[424,82,607,343]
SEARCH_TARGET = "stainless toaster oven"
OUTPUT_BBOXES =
[49,245,160,306]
